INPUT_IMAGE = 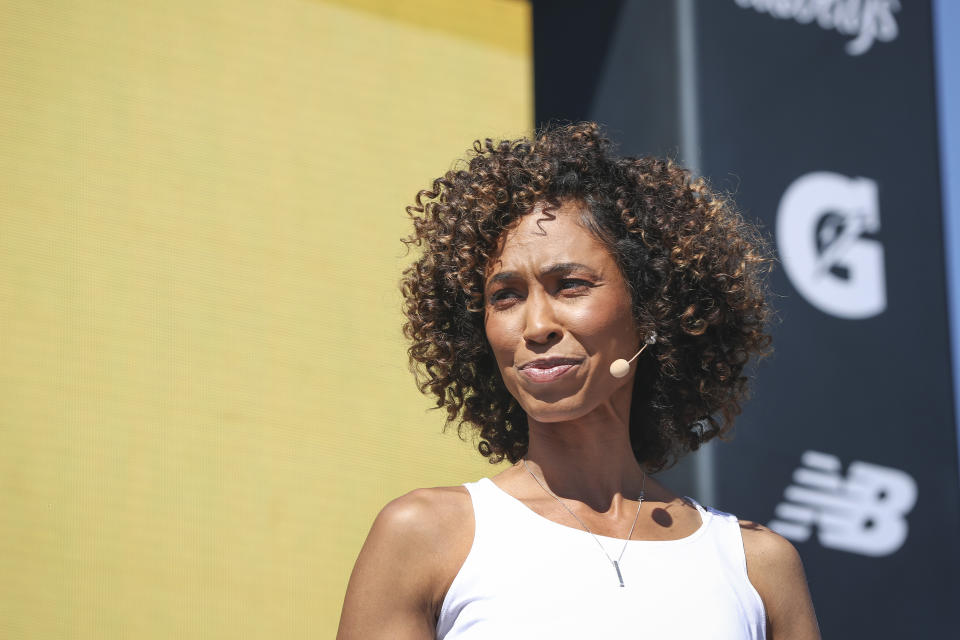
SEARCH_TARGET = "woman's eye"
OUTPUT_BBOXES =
[489,290,520,306]
[558,279,593,292]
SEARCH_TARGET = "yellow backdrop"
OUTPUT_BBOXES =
[0,1,530,637]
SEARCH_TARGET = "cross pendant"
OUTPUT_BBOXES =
[612,560,625,587]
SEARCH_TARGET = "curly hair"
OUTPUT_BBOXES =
[400,122,775,472]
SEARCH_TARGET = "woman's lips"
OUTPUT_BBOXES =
[518,361,581,383]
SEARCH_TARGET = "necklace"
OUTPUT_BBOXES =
[521,458,646,587]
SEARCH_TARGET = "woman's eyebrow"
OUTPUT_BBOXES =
[486,262,599,287]
[486,271,517,287]
[541,262,598,277]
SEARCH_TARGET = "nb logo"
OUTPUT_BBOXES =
[776,171,887,319]
[768,450,917,557]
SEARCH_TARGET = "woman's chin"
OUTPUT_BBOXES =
[518,396,594,424]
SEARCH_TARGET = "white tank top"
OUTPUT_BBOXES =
[436,477,767,639]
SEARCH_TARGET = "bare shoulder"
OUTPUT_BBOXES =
[337,485,475,640]
[738,520,804,574]
[362,485,475,584]
[373,485,473,547]
[738,520,821,640]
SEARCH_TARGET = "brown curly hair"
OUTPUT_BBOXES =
[400,122,775,472]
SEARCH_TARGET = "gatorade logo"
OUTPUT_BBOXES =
[768,450,917,557]
[776,171,886,319]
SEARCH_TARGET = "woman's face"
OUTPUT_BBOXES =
[483,200,642,423]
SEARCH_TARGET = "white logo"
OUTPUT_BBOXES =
[769,450,917,557]
[776,171,886,319]
[733,0,901,56]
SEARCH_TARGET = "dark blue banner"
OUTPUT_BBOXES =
[534,1,960,636]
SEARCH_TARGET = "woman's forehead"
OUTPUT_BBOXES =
[486,202,614,275]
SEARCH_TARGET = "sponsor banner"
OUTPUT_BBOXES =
[533,0,960,634]
[697,1,960,636]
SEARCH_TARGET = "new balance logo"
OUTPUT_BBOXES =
[768,450,917,557]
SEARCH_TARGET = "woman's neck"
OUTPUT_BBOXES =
[523,407,648,512]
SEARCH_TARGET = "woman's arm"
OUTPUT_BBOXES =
[741,521,822,640]
[337,487,472,640]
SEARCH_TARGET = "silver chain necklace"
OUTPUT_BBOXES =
[521,458,646,587]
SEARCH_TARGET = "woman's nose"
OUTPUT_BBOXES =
[522,290,562,344]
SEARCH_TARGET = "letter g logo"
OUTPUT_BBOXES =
[776,172,886,319]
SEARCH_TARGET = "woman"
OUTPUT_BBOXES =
[337,122,820,639]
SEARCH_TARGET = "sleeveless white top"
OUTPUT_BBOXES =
[436,477,767,639]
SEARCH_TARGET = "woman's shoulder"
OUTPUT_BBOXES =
[736,519,822,639]
[374,485,473,542]
[736,519,804,579]
[365,485,476,577]
[338,486,477,637]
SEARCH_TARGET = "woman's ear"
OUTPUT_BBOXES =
[632,319,649,346]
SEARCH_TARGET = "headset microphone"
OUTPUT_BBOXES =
[609,332,657,378]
